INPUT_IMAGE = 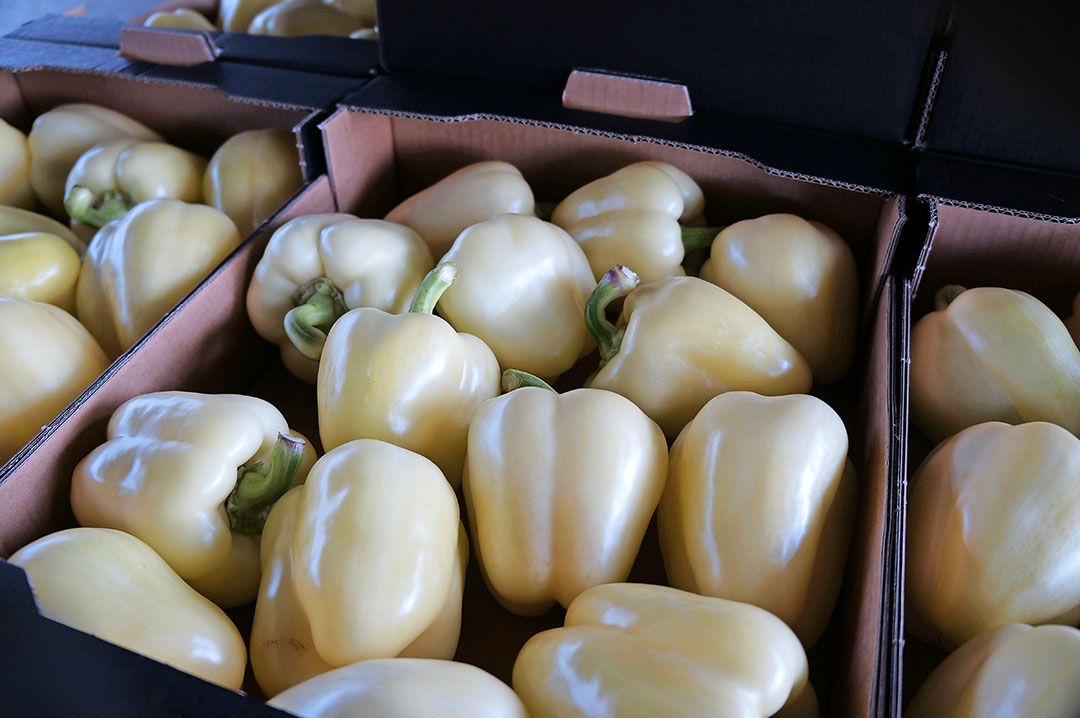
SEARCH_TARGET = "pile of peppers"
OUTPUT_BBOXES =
[15,154,1075,717]
[902,284,1080,715]
[144,0,379,40]
[0,105,305,465]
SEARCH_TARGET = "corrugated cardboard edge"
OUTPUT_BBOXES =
[562,68,692,122]
[119,26,219,67]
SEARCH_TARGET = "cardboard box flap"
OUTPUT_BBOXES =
[342,74,914,193]
[378,0,941,144]
[120,25,217,66]
[6,15,379,78]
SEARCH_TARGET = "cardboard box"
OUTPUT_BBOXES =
[896,196,1080,708]
[0,36,363,478]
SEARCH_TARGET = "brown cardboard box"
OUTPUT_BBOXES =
[899,197,1080,706]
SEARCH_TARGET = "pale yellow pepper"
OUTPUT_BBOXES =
[587,267,812,437]
[659,391,856,647]
[76,199,241,358]
[250,439,466,696]
[349,27,378,39]
[907,421,1080,648]
[318,265,499,488]
[464,372,667,615]
[385,162,536,258]
[0,205,84,252]
[0,118,35,209]
[248,0,371,37]
[551,160,707,283]
[325,0,376,25]
[906,624,1080,718]
[218,0,280,31]
[438,214,595,379]
[143,8,217,30]
[203,128,303,235]
[699,214,858,383]
[247,214,434,382]
[0,296,108,464]
[268,659,525,718]
[64,139,206,229]
[0,231,81,311]
[9,528,246,689]
[911,286,1080,441]
[513,583,815,718]
[1067,291,1080,348]
[27,104,161,217]
[70,391,316,608]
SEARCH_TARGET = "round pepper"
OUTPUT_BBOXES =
[0,118,35,209]
[143,8,217,29]
[247,214,434,382]
[218,0,281,31]
[203,128,303,234]
[0,230,81,311]
[248,0,370,37]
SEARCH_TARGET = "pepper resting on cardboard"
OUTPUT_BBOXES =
[268,659,526,718]
[438,213,595,379]
[203,128,303,234]
[907,421,1080,649]
[0,119,35,209]
[551,160,709,283]
[464,370,667,615]
[70,391,316,608]
[0,296,108,464]
[64,139,206,228]
[247,214,434,382]
[659,391,856,647]
[698,214,858,383]
[906,623,1080,718]
[250,439,466,696]
[385,162,536,258]
[911,286,1080,441]
[512,583,816,718]
[27,104,161,217]
[0,219,81,311]
[587,266,812,437]
[9,528,246,689]
[76,198,241,358]
[317,264,499,487]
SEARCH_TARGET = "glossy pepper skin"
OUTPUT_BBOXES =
[906,624,1080,718]
[76,199,241,358]
[699,214,858,383]
[247,214,434,382]
[0,230,81,311]
[385,162,536,258]
[0,296,108,464]
[0,205,85,253]
[513,583,815,718]
[70,391,316,608]
[9,528,246,689]
[27,104,161,217]
[438,214,595,379]
[551,161,707,283]
[911,286,1080,441]
[143,8,217,29]
[0,118,35,208]
[64,139,206,229]
[907,421,1080,649]
[1067,291,1080,348]
[587,267,812,438]
[659,391,855,646]
[464,374,667,615]
[203,128,303,234]
[318,265,499,488]
[250,439,466,696]
[268,659,527,718]
[249,0,370,37]
[218,0,280,31]
[325,0,376,24]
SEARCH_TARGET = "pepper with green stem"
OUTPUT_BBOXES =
[317,263,501,489]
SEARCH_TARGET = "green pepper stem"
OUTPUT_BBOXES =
[680,225,723,252]
[586,265,640,362]
[533,201,557,222]
[409,263,457,314]
[64,186,133,228]
[227,433,307,536]
[502,368,556,393]
[284,277,347,360]
[935,285,967,312]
